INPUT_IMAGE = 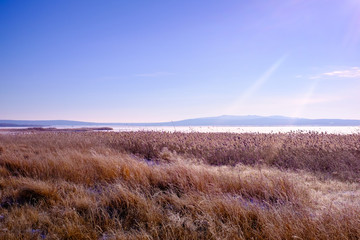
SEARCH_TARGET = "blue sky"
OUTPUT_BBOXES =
[1,0,360,122]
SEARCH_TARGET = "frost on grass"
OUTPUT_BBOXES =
[0,132,359,239]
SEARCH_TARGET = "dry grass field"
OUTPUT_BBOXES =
[0,131,359,239]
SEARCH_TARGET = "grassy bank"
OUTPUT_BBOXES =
[0,132,359,239]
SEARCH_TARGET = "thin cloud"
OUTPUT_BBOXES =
[310,67,360,79]
[323,67,360,78]
[135,72,175,77]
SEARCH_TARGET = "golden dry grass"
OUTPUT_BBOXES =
[0,131,359,239]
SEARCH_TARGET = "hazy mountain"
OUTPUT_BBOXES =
[0,123,38,127]
[1,115,360,127]
[162,115,360,126]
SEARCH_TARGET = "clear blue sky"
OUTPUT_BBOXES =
[1,0,359,122]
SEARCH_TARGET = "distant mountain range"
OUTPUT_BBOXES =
[1,115,360,127]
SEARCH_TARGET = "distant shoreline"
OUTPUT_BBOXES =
[1,115,360,128]
[1,125,359,135]
[0,127,113,134]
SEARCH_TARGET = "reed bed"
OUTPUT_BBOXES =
[0,131,359,239]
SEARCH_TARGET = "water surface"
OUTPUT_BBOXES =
[1,125,359,134]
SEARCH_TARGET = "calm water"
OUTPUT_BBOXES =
[110,126,360,134]
[1,125,360,134]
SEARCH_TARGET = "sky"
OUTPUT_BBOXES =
[1,0,360,122]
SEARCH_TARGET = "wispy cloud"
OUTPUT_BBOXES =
[310,67,360,79]
[135,72,174,77]
[323,67,360,78]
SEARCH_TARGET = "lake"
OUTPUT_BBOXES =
[44,125,360,134]
[1,125,360,134]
